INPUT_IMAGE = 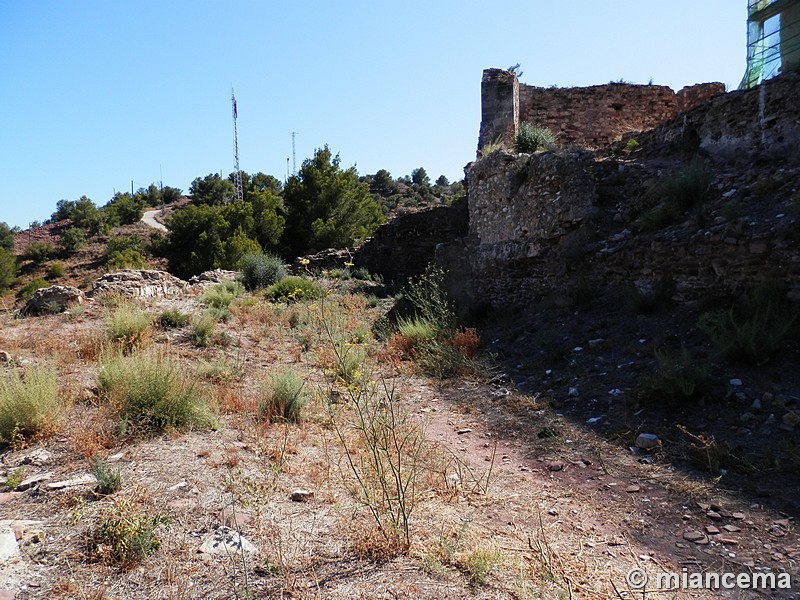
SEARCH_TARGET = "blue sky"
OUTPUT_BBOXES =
[1,1,744,229]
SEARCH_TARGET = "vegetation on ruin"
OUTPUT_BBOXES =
[514,121,558,153]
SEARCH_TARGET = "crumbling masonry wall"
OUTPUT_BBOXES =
[449,150,800,309]
[478,68,725,153]
[450,71,800,309]
[357,71,799,309]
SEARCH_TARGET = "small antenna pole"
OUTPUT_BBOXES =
[231,88,243,203]
[291,131,297,175]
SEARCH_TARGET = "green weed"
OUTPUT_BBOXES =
[0,364,61,444]
[105,305,152,353]
[90,457,123,495]
[97,351,217,434]
[258,370,308,422]
[514,122,557,153]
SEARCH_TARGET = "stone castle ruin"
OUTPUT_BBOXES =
[477,68,725,153]
[353,67,800,311]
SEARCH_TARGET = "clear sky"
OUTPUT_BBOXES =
[1,1,745,229]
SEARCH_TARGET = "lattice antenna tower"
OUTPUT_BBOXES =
[291,131,297,175]
[231,89,243,203]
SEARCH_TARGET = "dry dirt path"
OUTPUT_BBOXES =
[0,288,797,599]
[141,209,167,232]
[413,377,800,599]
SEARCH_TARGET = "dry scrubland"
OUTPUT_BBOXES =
[0,272,792,599]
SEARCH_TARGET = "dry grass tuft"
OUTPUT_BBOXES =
[69,404,119,459]
[350,520,409,561]
[216,386,256,415]
[0,363,63,444]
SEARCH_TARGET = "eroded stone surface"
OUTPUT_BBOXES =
[90,270,190,299]
[21,286,84,316]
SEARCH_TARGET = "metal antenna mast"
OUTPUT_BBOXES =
[291,131,297,175]
[231,89,243,203]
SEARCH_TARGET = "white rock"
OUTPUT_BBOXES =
[199,526,256,556]
[21,449,52,466]
[47,474,97,489]
[730,379,743,387]
[15,472,53,491]
[290,489,314,502]
[446,473,461,488]
[635,433,660,449]
[0,527,19,561]
[568,387,580,398]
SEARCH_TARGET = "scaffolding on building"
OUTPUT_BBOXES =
[741,0,800,88]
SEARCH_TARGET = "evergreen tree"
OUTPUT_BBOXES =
[282,146,384,256]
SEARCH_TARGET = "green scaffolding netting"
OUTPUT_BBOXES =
[740,0,800,88]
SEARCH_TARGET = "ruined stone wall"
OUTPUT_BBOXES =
[358,71,799,311]
[354,201,468,282]
[445,149,800,309]
[457,215,800,309]
[467,150,596,245]
[478,69,519,150]
[478,68,725,153]
[642,71,800,163]
[518,83,679,149]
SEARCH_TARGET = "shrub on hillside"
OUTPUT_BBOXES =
[47,262,65,279]
[191,312,218,347]
[697,283,799,365]
[0,248,17,291]
[156,308,189,329]
[0,364,61,444]
[266,276,323,303]
[699,304,798,365]
[198,282,242,309]
[90,457,123,495]
[240,252,287,290]
[640,346,712,402]
[387,265,480,378]
[21,242,55,266]
[0,222,13,251]
[258,370,308,422]
[106,249,147,270]
[105,306,152,354]
[97,352,217,434]
[87,503,168,566]
[659,159,711,210]
[105,236,147,270]
[15,278,49,303]
[58,227,87,255]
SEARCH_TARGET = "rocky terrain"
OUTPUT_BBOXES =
[1,71,799,599]
[0,251,797,599]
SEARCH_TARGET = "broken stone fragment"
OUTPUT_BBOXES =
[683,530,709,544]
[199,526,256,556]
[291,489,314,502]
[20,286,85,316]
[47,474,97,489]
[0,527,19,561]
[15,472,53,491]
[782,412,800,428]
[635,433,660,450]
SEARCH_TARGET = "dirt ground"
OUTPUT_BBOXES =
[1,271,798,600]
